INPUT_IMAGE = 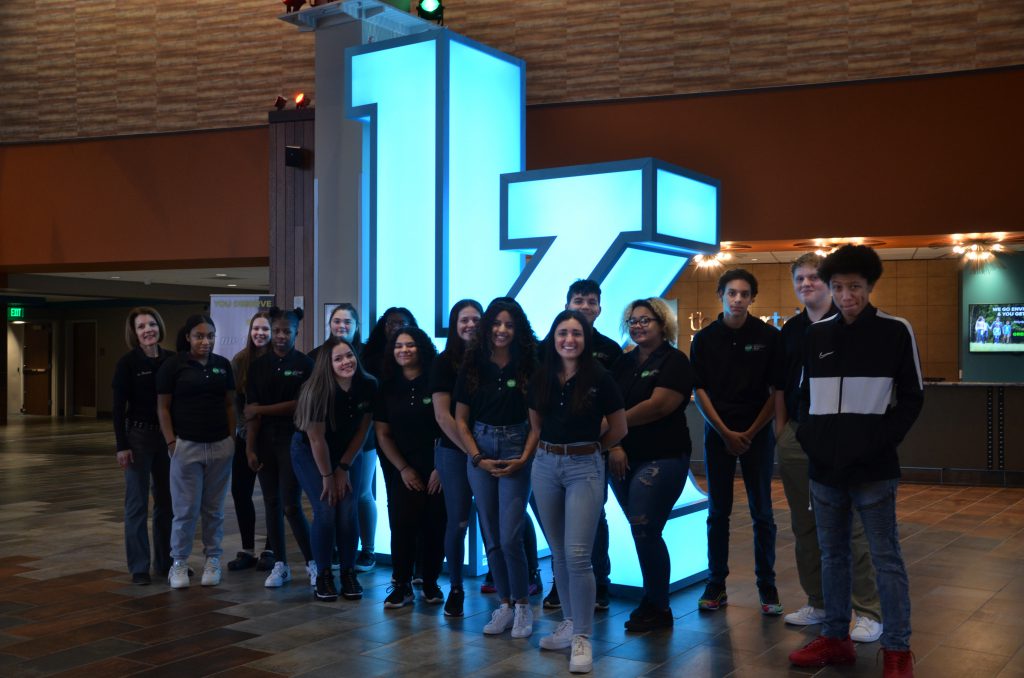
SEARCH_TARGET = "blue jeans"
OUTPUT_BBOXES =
[704,423,777,587]
[290,435,362,573]
[466,421,532,600]
[609,456,688,609]
[532,448,605,636]
[169,437,234,561]
[124,427,172,575]
[811,478,911,650]
[435,442,473,587]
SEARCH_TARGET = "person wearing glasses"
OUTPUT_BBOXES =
[690,269,784,616]
[609,298,695,631]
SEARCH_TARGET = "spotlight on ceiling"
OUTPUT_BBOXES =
[417,0,444,24]
[294,92,311,109]
[274,95,287,111]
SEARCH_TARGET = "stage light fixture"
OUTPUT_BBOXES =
[294,92,311,109]
[282,0,306,13]
[417,0,443,24]
[274,95,287,110]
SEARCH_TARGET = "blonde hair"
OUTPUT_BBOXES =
[125,307,166,349]
[621,297,678,346]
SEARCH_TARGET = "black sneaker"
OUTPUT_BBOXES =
[758,583,784,616]
[624,605,673,632]
[528,568,542,596]
[131,572,151,586]
[422,581,444,604]
[354,549,376,573]
[256,550,275,572]
[698,581,727,611]
[227,551,257,571]
[595,583,610,610]
[543,582,561,609]
[384,583,413,608]
[314,572,338,601]
[444,587,465,617]
[340,567,363,600]
[629,597,652,620]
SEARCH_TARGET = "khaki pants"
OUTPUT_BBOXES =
[777,420,881,620]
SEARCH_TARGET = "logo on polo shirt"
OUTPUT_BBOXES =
[358,401,370,411]
[640,369,660,378]
[422,397,433,405]
[745,343,767,352]
[283,370,305,377]
[506,379,517,388]
[211,367,225,375]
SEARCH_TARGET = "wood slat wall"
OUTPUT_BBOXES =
[1,1,1022,143]
[268,115,315,351]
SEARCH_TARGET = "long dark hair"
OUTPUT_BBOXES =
[534,310,600,416]
[328,303,362,351]
[462,297,537,397]
[381,326,438,383]
[443,299,483,371]
[176,314,215,352]
[233,311,271,395]
[362,307,418,377]
[294,338,373,432]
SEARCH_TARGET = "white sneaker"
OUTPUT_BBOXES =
[168,559,189,589]
[540,619,574,650]
[264,561,292,588]
[306,560,318,588]
[851,615,883,643]
[511,602,533,638]
[201,557,221,586]
[483,604,515,634]
[784,605,827,626]
[569,635,593,674]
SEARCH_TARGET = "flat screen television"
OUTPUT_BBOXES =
[968,303,1024,353]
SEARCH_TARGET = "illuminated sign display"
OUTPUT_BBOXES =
[7,307,24,320]
[347,30,715,590]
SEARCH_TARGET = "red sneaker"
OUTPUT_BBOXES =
[789,635,856,667]
[883,649,914,677]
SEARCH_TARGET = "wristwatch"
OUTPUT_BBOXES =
[471,454,483,467]
[338,461,351,472]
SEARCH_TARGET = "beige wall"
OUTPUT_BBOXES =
[2,1,1021,143]
[666,258,960,382]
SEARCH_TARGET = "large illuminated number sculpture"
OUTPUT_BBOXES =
[347,30,717,591]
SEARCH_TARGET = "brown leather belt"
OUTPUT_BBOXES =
[538,441,601,456]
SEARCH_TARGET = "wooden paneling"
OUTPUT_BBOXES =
[666,257,961,381]
[1,1,1022,143]
[268,114,315,351]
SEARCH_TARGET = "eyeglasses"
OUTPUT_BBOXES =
[626,316,657,328]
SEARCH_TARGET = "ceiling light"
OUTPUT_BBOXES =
[417,0,444,24]
[215,273,228,278]
[294,92,310,109]
[227,283,238,288]
[110,276,121,279]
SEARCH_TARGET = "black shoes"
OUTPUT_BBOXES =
[543,582,561,609]
[131,572,151,586]
[256,550,275,572]
[625,603,673,632]
[595,583,610,610]
[227,551,257,571]
[384,583,414,608]
[340,567,363,600]
[314,572,338,601]
[444,587,465,617]
[422,581,444,604]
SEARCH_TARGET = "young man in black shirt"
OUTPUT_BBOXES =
[690,268,784,615]
[541,279,622,612]
[776,253,882,640]
[789,245,921,677]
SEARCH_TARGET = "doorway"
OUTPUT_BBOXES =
[71,321,97,417]
[22,322,52,415]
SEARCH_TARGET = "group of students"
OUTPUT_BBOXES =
[113,244,921,677]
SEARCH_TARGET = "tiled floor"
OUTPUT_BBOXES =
[1,417,1023,677]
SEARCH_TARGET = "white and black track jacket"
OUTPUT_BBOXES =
[796,304,924,488]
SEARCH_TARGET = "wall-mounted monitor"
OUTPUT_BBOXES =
[969,303,1024,353]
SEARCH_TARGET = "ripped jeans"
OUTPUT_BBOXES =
[609,456,688,610]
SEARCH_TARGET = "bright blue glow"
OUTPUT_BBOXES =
[656,168,718,246]
[596,247,691,343]
[447,40,523,327]
[506,169,644,332]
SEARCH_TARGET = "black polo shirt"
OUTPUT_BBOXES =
[301,376,377,467]
[528,368,623,444]
[538,328,623,370]
[430,351,460,449]
[455,357,528,426]
[780,303,839,422]
[374,373,441,472]
[112,346,174,451]
[245,349,314,430]
[613,342,694,462]
[690,313,784,431]
[156,352,235,443]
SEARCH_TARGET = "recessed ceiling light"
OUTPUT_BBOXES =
[227,283,238,288]
[215,273,228,278]
[110,276,121,279]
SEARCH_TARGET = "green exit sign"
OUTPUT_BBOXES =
[7,307,24,320]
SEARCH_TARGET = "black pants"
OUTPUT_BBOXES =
[384,463,446,584]
[256,425,312,564]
